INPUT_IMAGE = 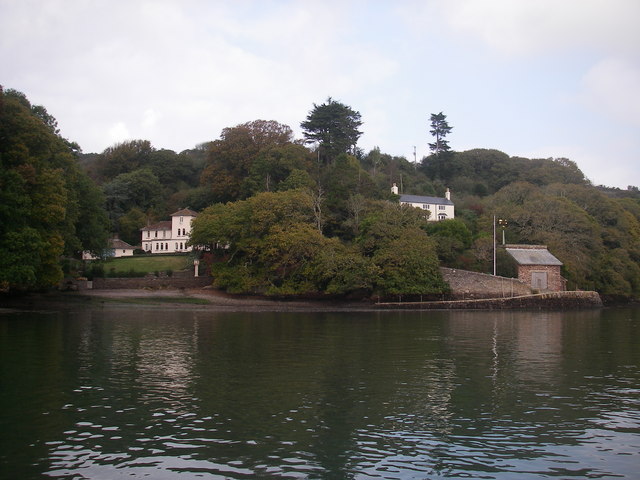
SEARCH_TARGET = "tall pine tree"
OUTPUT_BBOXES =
[428,112,453,156]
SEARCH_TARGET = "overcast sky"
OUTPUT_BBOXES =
[2,0,639,188]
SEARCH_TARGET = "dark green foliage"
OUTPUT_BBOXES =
[428,112,452,155]
[103,168,163,220]
[95,139,155,181]
[320,153,377,238]
[357,202,448,296]
[424,219,473,267]
[199,120,296,203]
[117,208,148,246]
[301,97,363,162]
[2,85,637,299]
[422,149,588,197]
[0,88,110,290]
[478,181,640,298]
[190,192,447,297]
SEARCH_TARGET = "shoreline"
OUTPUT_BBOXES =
[1,287,377,313]
[1,287,607,313]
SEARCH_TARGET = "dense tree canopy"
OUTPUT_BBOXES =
[301,97,363,162]
[199,120,302,203]
[3,84,638,300]
[189,190,447,297]
[0,88,109,290]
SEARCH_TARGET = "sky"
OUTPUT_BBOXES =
[1,0,639,188]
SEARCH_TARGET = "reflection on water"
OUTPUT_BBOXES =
[0,307,639,479]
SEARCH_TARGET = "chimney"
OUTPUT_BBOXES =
[391,183,399,195]
[445,188,451,201]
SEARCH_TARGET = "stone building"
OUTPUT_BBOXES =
[505,245,565,292]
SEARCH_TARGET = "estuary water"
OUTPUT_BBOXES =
[0,305,639,479]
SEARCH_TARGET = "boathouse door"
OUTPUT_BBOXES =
[531,271,548,290]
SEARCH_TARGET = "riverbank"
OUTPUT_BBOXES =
[1,287,604,312]
[1,287,373,312]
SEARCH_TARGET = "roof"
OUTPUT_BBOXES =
[110,238,135,250]
[399,194,454,206]
[505,246,563,266]
[140,221,172,231]
[171,208,198,217]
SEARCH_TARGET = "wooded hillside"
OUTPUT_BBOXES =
[2,88,639,299]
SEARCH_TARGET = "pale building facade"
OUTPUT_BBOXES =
[392,184,455,221]
[141,208,198,254]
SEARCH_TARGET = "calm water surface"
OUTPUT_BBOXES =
[0,306,639,479]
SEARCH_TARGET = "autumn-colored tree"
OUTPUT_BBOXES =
[199,120,296,202]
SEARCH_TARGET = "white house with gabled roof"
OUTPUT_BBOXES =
[392,184,455,221]
[82,237,137,260]
[141,208,198,253]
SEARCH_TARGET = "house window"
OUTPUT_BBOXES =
[180,242,183,250]
[180,216,183,224]
[165,243,168,250]
[146,231,150,238]
[438,213,447,220]
[175,242,178,250]
[422,204,428,209]
[439,205,446,210]
[155,231,157,238]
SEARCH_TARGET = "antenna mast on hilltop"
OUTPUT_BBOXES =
[413,146,417,170]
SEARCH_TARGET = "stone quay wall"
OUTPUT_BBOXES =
[440,267,532,299]
[377,291,603,310]
[92,274,212,290]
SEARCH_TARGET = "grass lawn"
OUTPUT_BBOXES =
[103,255,192,274]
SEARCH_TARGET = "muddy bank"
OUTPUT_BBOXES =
[1,287,375,313]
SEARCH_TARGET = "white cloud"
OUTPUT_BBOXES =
[107,122,130,145]
[579,58,640,127]
[1,0,638,187]
[429,0,640,57]
[523,140,640,188]
[142,108,161,130]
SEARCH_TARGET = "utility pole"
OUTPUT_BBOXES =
[413,146,417,170]
[493,215,497,276]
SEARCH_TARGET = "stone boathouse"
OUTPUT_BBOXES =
[505,245,565,292]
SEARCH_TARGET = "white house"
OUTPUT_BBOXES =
[392,184,455,221]
[140,208,198,253]
[82,237,136,260]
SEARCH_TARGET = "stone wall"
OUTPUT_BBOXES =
[377,291,603,310]
[517,265,564,292]
[440,267,532,299]
[92,274,212,290]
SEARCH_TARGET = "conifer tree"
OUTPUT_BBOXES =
[428,112,452,155]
